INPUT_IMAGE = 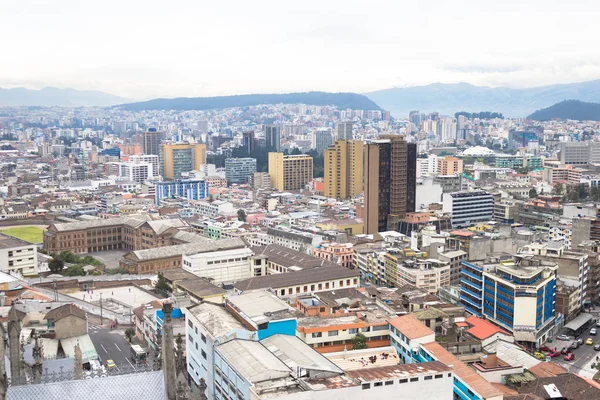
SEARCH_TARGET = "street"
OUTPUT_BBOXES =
[555,329,600,378]
[88,324,137,371]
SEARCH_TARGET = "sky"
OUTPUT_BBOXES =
[2,0,600,100]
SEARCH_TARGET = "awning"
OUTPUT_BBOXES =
[563,313,593,332]
[41,338,59,359]
[60,334,98,363]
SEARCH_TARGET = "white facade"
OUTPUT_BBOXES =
[121,162,153,183]
[0,237,38,276]
[397,262,450,294]
[194,200,234,217]
[182,247,254,284]
[443,191,494,228]
[129,154,160,177]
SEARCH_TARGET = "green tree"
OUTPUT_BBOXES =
[529,188,537,198]
[155,272,171,293]
[552,183,564,195]
[64,265,86,277]
[237,209,247,222]
[351,333,368,350]
[124,328,135,343]
[48,258,64,274]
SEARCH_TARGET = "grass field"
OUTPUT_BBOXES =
[0,226,45,243]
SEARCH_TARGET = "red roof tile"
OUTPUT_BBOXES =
[388,314,434,340]
[465,316,511,340]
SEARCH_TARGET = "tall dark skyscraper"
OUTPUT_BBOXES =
[337,121,353,140]
[265,125,281,151]
[242,131,255,154]
[143,128,163,156]
[364,135,416,234]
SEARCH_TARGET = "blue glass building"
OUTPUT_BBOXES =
[155,179,208,205]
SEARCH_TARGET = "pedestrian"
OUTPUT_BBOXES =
[112,291,114,296]
[129,288,131,293]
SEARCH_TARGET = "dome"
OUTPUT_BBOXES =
[461,146,496,157]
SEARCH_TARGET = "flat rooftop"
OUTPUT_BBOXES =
[185,302,246,338]
[0,233,32,249]
[325,346,399,371]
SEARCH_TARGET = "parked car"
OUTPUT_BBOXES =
[540,346,553,352]
[548,351,561,358]
[578,338,584,345]
[596,321,600,327]
[595,344,600,351]
[591,328,598,336]
[570,341,579,350]
[557,334,571,341]
[564,353,575,361]
[533,352,546,360]
[586,338,594,345]
[561,347,569,354]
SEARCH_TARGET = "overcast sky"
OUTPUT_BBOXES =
[2,0,599,99]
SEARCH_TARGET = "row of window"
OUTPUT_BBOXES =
[361,374,449,389]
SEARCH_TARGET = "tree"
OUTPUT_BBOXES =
[351,333,368,350]
[155,272,171,293]
[552,183,564,195]
[124,328,135,343]
[48,258,64,274]
[529,188,537,198]
[237,209,247,222]
[64,265,86,277]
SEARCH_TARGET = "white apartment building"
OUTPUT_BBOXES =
[193,200,234,217]
[397,260,450,294]
[182,247,254,284]
[121,162,153,183]
[0,234,38,276]
[129,154,160,177]
[443,191,494,228]
[416,154,438,178]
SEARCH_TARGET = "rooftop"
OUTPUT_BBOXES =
[388,314,435,340]
[185,302,246,339]
[44,303,86,322]
[345,360,451,381]
[465,316,511,340]
[0,233,33,249]
[324,346,400,371]
[216,339,291,383]
[130,237,245,261]
[252,244,338,269]
[227,291,297,325]
[175,278,226,299]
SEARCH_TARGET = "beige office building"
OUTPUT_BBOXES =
[324,140,363,199]
[160,143,206,180]
[268,153,313,191]
[437,156,463,175]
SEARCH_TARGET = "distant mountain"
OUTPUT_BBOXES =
[116,91,381,111]
[365,80,600,118]
[527,100,600,121]
[0,87,127,107]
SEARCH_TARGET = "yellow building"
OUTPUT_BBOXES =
[324,140,363,199]
[437,156,463,175]
[268,152,313,191]
[160,143,206,180]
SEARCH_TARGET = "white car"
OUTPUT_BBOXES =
[591,328,598,336]
[557,334,571,341]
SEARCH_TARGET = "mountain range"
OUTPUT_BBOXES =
[115,91,380,112]
[365,80,600,118]
[0,87,127,107]
[527,100,600,121]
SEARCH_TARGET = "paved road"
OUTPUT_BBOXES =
[89,324,137,370]
[555,328,600,377]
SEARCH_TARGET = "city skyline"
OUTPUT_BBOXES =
[2,0,599,99]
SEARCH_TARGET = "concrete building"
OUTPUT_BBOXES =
[460,257,557,345]
[559,141,600,165]
[251,172,272,191]
[265,125,281,151]
[129,154,160,178]
[437,156,463,175]
[312,129,333,154]
[337,121,353,140]
[143,129,163,156]
[155,179,208,205]
[182,246,254,284]
[268,153,313,191]
[364,136,416,234]
[224,158,257,184]
[44,304,87,340]
[120,162,153,183]
[324,140,363,199]
[160,143,206,180]
[193,200,234,217]
[0,233,38,277]
[443,191,494,228]
[542,162,583,184]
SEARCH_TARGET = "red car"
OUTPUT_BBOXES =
[540,346,553,352]
[547,351,561,358]
[564,353,575,361]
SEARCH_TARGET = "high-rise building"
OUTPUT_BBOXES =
[225,158,257,184]
[268,153,313,191]
[242,131,256,154]
[265,125,281,151]
[337,121,353,140]
[129,154,160,178]
[251,172,272,191]
[437,156,463,175]
[442,191,494,228]
[364,135,416,234]
[143,128,163,156]
[155,179,208,205]
[312,129,333,154]
[160,143,206,180]
[324,140,363,199]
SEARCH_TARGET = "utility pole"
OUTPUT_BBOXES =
[100,292,103,325]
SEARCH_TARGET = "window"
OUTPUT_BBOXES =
[434,374,443,379]
[349,328,358,334]
[424,376,432,380]
[195,326,198,334]
[385,381,393,386]
[201,333,207,343]
[188,334,194,343]
[399,379,408,384]
[201,350,207,359]
[374,382,383,387]
[311,332,322,338]
[195,342,198,350]
[361,383,371,390]
[410,377,418,382]
[328,330,339,337]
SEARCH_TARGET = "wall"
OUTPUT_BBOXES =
[257,318,297,340]
[54,315,87,339]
